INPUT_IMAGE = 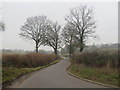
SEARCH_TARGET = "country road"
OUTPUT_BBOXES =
[8,58,107,88]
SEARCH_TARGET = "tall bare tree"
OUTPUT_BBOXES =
[44,22,61,55]
[0,21,5,31]
[19,16,50,53]
[62,23,75,56]
[65,5,96,52]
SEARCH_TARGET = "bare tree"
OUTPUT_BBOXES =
[65,5,96,52]
[62,23,75,56]
[19,16,50,53]
[0,21,5,31]
[44,22,61,55]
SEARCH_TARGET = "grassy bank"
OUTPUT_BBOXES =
[69,50,119,87]
[69,64,119,87]
[3,59,61,85]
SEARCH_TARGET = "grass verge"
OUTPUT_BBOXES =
[68,64,119,87]
[2,59,62,86]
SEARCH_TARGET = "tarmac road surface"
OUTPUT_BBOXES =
[9,58,107,88]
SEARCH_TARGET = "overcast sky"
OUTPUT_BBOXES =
[1,2,118,51]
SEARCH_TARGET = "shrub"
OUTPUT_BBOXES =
[2,53,60,68]
[72,50,119,68]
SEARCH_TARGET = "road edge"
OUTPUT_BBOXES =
[3,58,62,88]
[66,61,119,88]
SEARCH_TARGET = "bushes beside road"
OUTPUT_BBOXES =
[71,50,119,68]
[2,53,60,68]
[2,53,61,86]
[69,50,119,87]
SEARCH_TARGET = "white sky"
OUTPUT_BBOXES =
[1,1,118,51]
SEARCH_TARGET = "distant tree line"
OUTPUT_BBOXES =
[61,43,119,55]
[19,5,96,56]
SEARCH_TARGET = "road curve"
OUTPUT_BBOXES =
[10,58,106,88]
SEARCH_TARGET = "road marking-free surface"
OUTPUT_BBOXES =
[9,59,106,88]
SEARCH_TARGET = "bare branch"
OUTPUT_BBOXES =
[19,15,49,53]
[43,21,61,55]
[65,5,96,52]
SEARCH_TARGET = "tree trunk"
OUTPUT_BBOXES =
[54,48,58,59]
[80,47,83,52]
[35,42,39,53]
[80,36,84,52]
[69,45,73,57]
[69,52,72,58]
[36,47,38,53]
[54,49,57,55]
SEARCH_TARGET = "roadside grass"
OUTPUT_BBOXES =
[2,59,61,85]
[69,64,119,87]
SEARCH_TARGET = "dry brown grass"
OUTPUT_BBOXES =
[72,50,119,68]
[2,53,60,68]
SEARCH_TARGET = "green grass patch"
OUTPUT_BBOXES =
[2,59,61,84]
[69,64,119,87]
